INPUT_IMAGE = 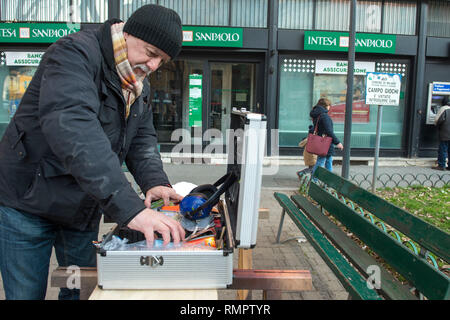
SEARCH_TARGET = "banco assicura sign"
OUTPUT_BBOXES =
[182,26,243,47]
[304,31,396,54]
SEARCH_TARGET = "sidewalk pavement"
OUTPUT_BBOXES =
[1,161,448,300]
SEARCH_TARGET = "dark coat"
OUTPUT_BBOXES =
[436,107,450,141]
[0,19,170,231]
[309,105,341,157]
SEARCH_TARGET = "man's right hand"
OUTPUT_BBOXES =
[127,208,185,247]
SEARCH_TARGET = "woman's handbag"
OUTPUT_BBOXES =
[305,115,332,157]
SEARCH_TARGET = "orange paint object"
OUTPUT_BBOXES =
[186,235,216,248]
[160,205,180,211]
[211,206,219,213]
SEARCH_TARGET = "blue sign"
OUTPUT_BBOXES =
[433,82,450,93]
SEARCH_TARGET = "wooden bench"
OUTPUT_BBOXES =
[275,166,450,300]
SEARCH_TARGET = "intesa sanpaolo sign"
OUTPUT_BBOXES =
[0,23,80,43]
[304,31,396,54]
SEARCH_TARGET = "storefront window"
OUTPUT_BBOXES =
[210,62,256,138]
[120,0,268,28]
[0,54,38,138]
[428,0,450,38]
[1,0,107,23]
[278,57,408,149]
[150,60,257,150]
[149,60,204,147]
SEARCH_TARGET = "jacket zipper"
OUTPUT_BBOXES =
[105,77,128,156]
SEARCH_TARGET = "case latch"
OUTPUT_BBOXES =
[140,256,164,267]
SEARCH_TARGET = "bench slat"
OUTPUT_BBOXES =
[274,192,382,300]
[308,182,450,300]
[291,194,417,300]
[313,167,450,263]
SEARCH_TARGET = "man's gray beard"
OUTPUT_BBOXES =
[133,64,152,77]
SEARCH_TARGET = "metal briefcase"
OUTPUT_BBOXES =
[96,110,267,289]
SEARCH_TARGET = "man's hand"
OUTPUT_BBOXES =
[127,208,185,246]
[144,185,184,208]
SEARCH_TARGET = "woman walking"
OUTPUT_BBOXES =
[310,98,343,173]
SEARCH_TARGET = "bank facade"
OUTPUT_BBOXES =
[0,0,449,158]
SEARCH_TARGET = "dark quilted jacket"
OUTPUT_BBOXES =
[309,105,341,157]
[0,19,170,230]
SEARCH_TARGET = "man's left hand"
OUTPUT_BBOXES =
[144,185,184,208]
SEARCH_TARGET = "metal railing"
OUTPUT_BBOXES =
[350,172,450,189]
[298,170,450,192]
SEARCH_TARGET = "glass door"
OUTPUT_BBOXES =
[0,52,40,138]
[150,57,262,152]
[208,62,257,144]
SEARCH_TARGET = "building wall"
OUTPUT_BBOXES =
[0,0,449,158]
[419,42,450,157]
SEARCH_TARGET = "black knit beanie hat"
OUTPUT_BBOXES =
[123,4,182,59]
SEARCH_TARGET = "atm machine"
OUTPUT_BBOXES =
[426,82,450,125]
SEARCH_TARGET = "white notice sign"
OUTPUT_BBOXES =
[315,60,375,75]
[5,51,44,66]
[365,72,402,106]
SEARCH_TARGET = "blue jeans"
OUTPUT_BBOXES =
[312,155,333,174]
[0,206,98,300]
[437,140,450,168]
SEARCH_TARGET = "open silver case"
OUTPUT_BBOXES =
[96,110,267,289]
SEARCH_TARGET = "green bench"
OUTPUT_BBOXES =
[275,167,450,300]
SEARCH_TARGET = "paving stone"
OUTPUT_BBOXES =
[329,290,350,300]
[301,290,326,300]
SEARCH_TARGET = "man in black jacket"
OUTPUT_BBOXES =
[433,97,450,171]
[0,5,185,299]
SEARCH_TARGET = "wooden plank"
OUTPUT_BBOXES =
[258,208,270,220]
[52,267,311,300]
[274,192,382,300]
[230,269,312,291]
[236,248,253,300]
[291,194,417,300]
[51,267,98,300]
[308,182,450,300]
[313,167,450,263]
[89,287,218,300]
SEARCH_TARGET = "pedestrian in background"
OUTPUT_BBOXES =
[309,98,343,173]
[433,97,450,171]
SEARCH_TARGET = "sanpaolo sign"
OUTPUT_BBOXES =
[182,26,243,47]
[304,31,396,54]
[0,23,80,43]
